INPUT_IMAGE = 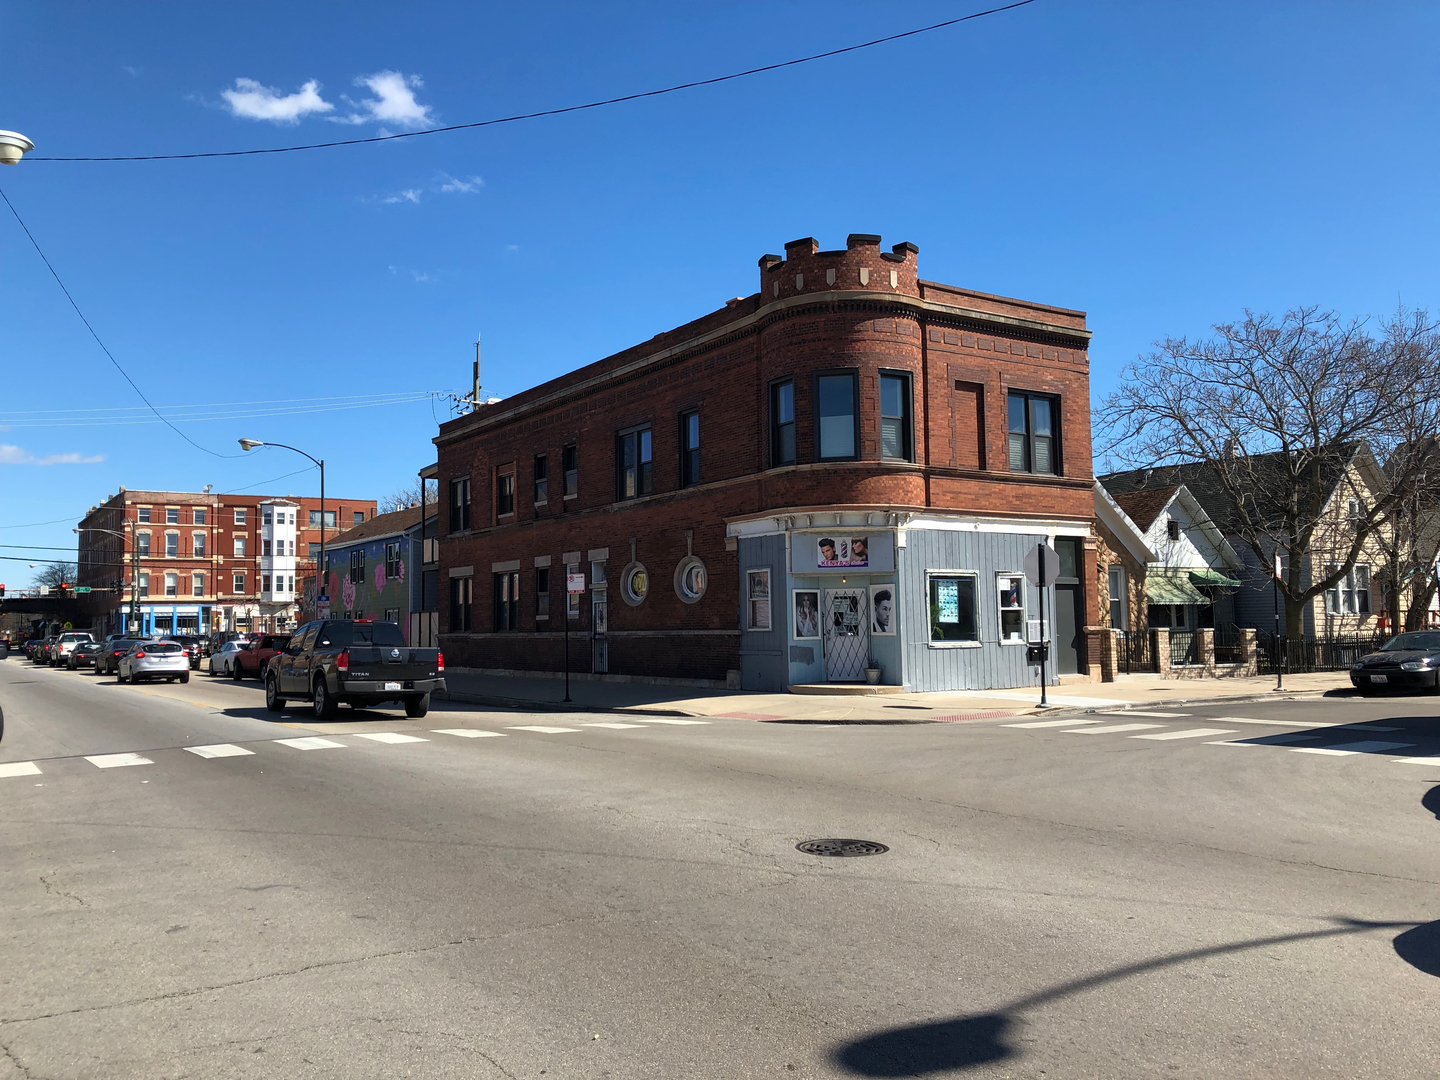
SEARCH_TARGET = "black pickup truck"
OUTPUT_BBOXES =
[263,619,445,719]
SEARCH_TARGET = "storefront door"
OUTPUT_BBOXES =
[822,588,869,681]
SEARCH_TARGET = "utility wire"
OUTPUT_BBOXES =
[0,186,243,458]
[24,2,1037,163]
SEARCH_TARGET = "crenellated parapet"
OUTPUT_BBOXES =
[759,233,919,302]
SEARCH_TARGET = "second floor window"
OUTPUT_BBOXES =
[349,549,366,585]
[234,537,246,558]
[164,573,178,598]
[493,570,519,631]
[138,507,152,523]
[165,532,179,558]
[450,477,471,532]
[534,454,548,504]
[497,471,515,517]
[770,380,795,466]
[192,532,206,557]
[354,511,365,526]
[137,532,151,557]
[817,373,857,460]
[449,576,472,632]
[680,411,700,487]
[617,427,652,500]
[536,567,550,620]
[233,572,245,593]
[234,508,247,525]
[385,541,401,580]
[139,573,150,597]
[308,509,337,529]
[1007,391,1059,475]
[1325,564,1372,615]
[166,508,179,525]
[193,573,205,596]
[193,507,206,525]
[880,373,913,461]
[263,539,272,557]
[563,443,578,497]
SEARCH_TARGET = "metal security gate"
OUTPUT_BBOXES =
[823,588,869,681]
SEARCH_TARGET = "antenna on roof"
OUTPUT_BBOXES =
[472,333,481,413]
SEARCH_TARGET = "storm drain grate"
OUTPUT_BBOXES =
[796,839,889,858]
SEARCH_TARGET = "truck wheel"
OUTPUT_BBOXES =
[265,675,286,713]
[404,693,430,719]
[233,661,243,681]
[313,677,337,720]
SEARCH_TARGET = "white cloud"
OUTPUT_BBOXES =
[335,71,433,129]
[438,173,483,194]
[221,78,335,123]
[123,65,142,77]
[0,444,104,465]
[383,189,422,204]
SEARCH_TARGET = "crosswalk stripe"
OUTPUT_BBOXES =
[1207,716,1339,728]
[430,729,506,738]
[85,752,153,768]
[1002,718,1101,729]
[581,722,647,729]
[184,744,255,759]
[508,726,580,734]
[353,732,428,744]
[0,761,42,778]
[630,718,710,725]
[1065,723,1163,734]
[1098,711,1188,719]
[275,736,346,751]
[1393,755,1440,765]
[1130,728,1236,741]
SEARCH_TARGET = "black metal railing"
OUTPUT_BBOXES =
[1256,633,1387,674]
[1119,629,1152,674]
[1213,624,1244,664]
[1170,629,1198,666]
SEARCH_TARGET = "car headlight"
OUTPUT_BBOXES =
[1401,661,1432,672]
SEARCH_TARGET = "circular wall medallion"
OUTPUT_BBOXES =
[674,556,708,604]
[620,561,649,606]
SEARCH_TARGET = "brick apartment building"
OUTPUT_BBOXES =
[434,234,1098,691]
[77,488,377,637]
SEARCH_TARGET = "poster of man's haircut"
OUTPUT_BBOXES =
[869,584,896,635]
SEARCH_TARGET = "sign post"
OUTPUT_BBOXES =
[1272,552,1284,692]
[1024,541,1061,708]
[565,572,586,703]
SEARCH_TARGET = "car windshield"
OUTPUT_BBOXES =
[1380,632,1440,652]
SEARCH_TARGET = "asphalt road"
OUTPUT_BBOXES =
[2,654,1438,1078]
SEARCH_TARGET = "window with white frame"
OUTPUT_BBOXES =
[234,536,246,557]
[137,507,152,523]
[997,573,1025,641]
[1325,564,1372,615]
[1107,566,1127,630]
[193,507,206,525]
[165,532,179,557]
[139,572,150,597]
[137,531,151,556]
[166,508,179,525]
[234,508,247,525]
[164,573,178,597]
[192,573,205,596]
[233,572,245,593]
[192,532,206,557]
[928,573,978,643]
[746,568,771,631]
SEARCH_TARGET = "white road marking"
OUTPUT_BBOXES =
[1002,718,1102,729]
[430,729,507,738]
[1293,740,1415,755]
[1289,747,1361,756]
[1393,755,1440,765]
[85,753,154,768]
[275,736,346,750]
[581,722,647,729]
[630,718,710,725]
[508,726,580,734]
[353,732,429,744]
[1098,711,1188,718]
[1064,723,1164,734]
[1131,728,1236,741]
[1207,716,1340,728]
[0,761,42,778]
[184,744,256,759]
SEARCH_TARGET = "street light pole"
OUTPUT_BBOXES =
[74,524,136,634]
[239,440,325,618]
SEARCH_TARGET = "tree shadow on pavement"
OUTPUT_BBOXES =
[831,917,1422,1076]
[1421,783,1440,820]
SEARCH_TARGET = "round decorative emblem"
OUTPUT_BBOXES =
[620,562,649,607]
[674,555,708,604]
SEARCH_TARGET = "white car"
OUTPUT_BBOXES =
[209,640,249,676]
[118,640,189,684]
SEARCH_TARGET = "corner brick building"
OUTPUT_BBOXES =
[434,235,1099,691]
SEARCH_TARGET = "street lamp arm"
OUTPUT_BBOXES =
[240,440,323,471]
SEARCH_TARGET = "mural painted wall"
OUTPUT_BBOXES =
[325,535,412,635]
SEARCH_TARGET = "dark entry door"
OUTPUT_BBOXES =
[1054,539,1082,676]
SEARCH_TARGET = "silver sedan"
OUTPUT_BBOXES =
[117,641,190,684]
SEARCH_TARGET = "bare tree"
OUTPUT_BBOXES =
[35,562,78,590]
[1098,306,1440,638]
[377,479,439,515]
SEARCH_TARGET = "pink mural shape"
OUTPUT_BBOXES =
[374,563,386,593]
[341,577,356,610]
[396,557,405,583]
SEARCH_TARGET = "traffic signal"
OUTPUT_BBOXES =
[0,584,5,597]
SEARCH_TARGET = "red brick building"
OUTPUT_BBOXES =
[434,235,1098,691]
[77,488,377,636]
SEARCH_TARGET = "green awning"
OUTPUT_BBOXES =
[1188,568,1242,589]
[1146,569,1211,606]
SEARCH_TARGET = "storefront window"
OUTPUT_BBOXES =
[929,574,977,642]
[997,574,1024,641]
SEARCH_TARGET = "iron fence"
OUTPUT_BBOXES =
[1256,633,1387,675]
[1119,629,1152,674]
[1213,624,1244,664]
[1170,629,1199,666]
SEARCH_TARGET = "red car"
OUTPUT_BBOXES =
[231,634,291,680]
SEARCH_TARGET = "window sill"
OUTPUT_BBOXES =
[534,501,548,509]
[928,640,982,649]
[999,638,1028,646]
[563,493,578,501]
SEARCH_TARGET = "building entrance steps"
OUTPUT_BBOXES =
[788,683,906,696]
[433,669,1358,723]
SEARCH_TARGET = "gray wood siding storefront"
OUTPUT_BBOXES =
[738,533,788,691]
[900,528,1055,693]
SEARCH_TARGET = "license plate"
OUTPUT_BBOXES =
[1370,674,1388,683]
[384,681,402,691]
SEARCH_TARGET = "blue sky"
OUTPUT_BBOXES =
[1,1,1437,584]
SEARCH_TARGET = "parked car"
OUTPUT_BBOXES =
[162,635,203,669]
[22,639,42,660]
[230,634,290,680]
[32,635,59,664]
[209,640,247,676]
[206,630,251,659]
[117,640,190,684]
[49,631,94,667]
[1350,631,1440,694]
[265,619,443,719]
[96,637,147,675]
[67,641,102,669]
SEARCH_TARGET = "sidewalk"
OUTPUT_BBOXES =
[437,669,1357,723]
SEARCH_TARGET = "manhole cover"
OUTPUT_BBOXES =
[796,838,889,857]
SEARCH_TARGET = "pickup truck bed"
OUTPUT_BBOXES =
[265,619,444,719]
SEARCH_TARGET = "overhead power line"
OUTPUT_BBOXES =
[0,185,242,459]
[23,2,1037,163]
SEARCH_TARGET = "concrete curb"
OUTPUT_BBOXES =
[435,689,694,717]
[1023,687,1355,718]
